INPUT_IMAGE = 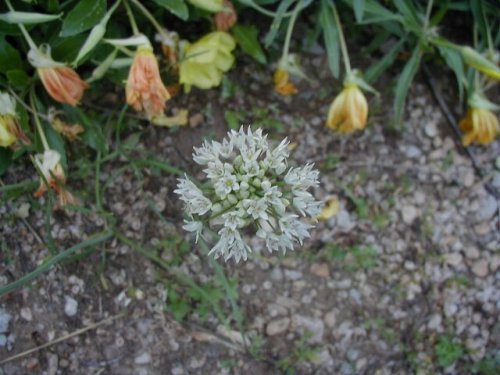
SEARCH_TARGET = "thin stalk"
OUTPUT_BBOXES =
[240,0,295,18]
[95,151,103,211]
[281,0,303,61]
[423,0,434,29]
[29,90,50,151]
[5,0,38,51]
[124,0,140,35]
[130,0,169,41]
[331,3,351,74]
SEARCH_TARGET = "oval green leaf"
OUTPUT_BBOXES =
[60,0,106,37]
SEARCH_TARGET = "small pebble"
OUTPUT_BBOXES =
[64,296,78,317]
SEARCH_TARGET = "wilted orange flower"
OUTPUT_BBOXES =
[126,45,171,118]
[274,68,297,96]
[38,66,88,106]
[155,30,180,65]
[459,107,499,146]
[326,83,368,134]
[214,0,237,32]
[28,46,88,106]
[33,149,76,208]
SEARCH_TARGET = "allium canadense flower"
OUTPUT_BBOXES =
[459,93,499,146]
[175,127,322,263]
[326,71,369,134]
[0,92,30,147]
[28,45,88,106]
[179,32,236,92]
[126,38,171,119]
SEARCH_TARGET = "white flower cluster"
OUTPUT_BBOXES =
[175,127,322,263]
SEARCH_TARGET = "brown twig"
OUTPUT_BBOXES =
[422,62,499,200]
[0,313,124,365]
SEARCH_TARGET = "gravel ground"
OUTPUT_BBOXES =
[0,53,499,375]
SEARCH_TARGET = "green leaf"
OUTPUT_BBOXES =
[224,110,241,130]
[0,148,13,176]
[319,0,340,79]
[353,0,365,22]
[437,45,464,102]
[365,38,404,83]
[7,69,31,88]
[394,45,422,127]
[0,37,22,74]
[354,0,401,23]
[232,24,267,64]
[60,0,106,37]
[51,34,88,62]
[264,0,295,47]
[150,0,189,20]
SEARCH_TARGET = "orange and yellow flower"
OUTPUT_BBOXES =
[214,0,237,32]
[126,45,171,118]
[459,107,499,146]
[326,83,368,134]
[273,68,297,96]
[28,46,88,106]
[33,149,76,208]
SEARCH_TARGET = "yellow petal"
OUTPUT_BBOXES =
[317,196,340,221]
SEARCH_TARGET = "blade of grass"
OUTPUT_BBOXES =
[0,229,113,296]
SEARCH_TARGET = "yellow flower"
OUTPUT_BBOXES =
[179,32,235,92]
[459,107,499,146]
[326,83,368,134]
[0,92,30,147]
[317,196,340,221]
[273,54,305,96]
[273,68,297,96]
[126,44,171,118]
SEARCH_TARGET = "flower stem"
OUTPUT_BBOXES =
[331,2,351,74]
[424,0,434,29]
[130,0,170,42]
[29,90,50,151]
[5,0,38,51]
[124,0,140,35]
[281,0,304,61]
[242,0,295,18]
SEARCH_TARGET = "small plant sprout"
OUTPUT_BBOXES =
[175,127,322,263]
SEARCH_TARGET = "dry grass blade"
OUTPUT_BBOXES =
[0,313,124,365]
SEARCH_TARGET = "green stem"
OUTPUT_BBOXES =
[0,229,113,296]
[239,0,295,18]
[95,151,103,211]
[5,0,38,51]
[281,0,303,61]
[200,237,247,349]
[130,0,170,42]
[331,2,351,74]
[29,90,50,151]
[124,0,140,35]
[423,0,434,29]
